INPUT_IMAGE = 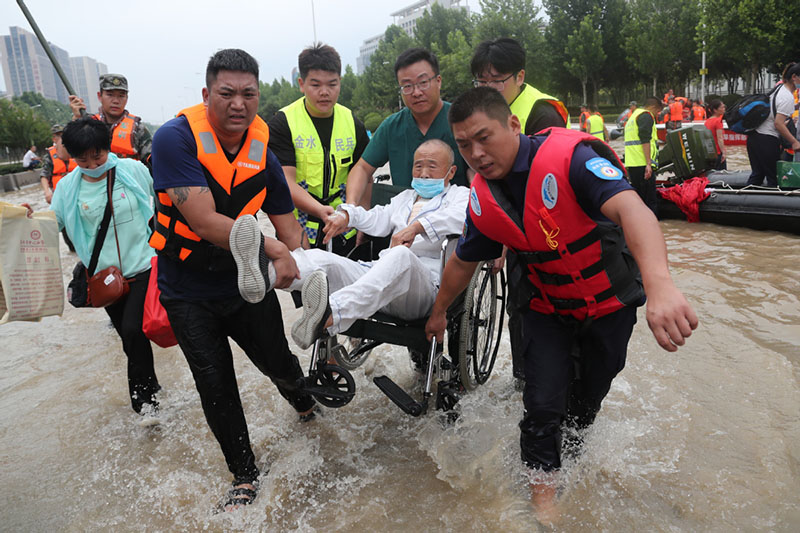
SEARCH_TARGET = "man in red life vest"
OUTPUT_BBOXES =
[69,74,152,165]
[425,88,698,525]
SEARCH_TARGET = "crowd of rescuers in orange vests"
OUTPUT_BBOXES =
[30,38,701,525]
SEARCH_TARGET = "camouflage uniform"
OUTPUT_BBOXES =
[39,150,56,188]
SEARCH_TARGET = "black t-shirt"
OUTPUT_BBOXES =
[267,105,369,168]
[524,100,567,135]
[637,112,655,142]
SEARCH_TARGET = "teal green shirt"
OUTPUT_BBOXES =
[52,155,155,278]
[361,101,468,187]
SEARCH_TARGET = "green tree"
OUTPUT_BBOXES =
[257,78,302,122]
[339,64,359,110]
[476,0,548,90]
[434,30,475,102]
[353,25,416,114]
[12,92,72,126]
[543,0,596,100]
[624,0,701,97]
[699,0,800,93]
[0,100,51,160]
[414,3,475,55]
[563,10,607,105]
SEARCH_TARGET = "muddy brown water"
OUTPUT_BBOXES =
[1,148,798,531]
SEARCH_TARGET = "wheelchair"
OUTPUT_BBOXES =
[295,181,506,417]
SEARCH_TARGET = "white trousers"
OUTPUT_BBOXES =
[288,247,438,335]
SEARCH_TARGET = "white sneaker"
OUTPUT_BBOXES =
[291,270,331,350]
[230,215,267,303]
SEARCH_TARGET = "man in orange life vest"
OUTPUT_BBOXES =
[39,123,77,251]
[425,88,698,524]
[149,49,316,512]
[666,95,683,131]
[69,74,152,165]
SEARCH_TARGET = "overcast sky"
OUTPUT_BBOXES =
[0,0,418,123]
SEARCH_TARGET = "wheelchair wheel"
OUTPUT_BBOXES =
[313,364,356,408]
[457,262,506,391]
[332,337,374,371]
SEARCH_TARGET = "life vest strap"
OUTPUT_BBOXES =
[549,285,617,311]
[534,259,605,286]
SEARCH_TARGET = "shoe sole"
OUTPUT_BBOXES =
[292,270,328,349]
[230,215,265,304]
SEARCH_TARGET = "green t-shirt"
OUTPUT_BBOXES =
[77,177,154,277]
[361,101,468,187]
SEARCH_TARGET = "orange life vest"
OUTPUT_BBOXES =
[47,145,77,189]
[692,105,706,121]
[94,112,140,158]
[468,128,644,321]
[579,111,591,131]
[669,102,683,122]
[149,103,270,271]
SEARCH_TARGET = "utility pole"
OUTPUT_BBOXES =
[311,0,318,43]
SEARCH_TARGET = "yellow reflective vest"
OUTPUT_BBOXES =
[624,108,657,168]
[586,113,605,140]
[509,83,570,134]
[281,97,357,245]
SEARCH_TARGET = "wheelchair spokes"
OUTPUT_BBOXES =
[459,263,506,391]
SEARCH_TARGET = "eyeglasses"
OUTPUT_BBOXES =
[472,73,516,89]
[398,75,437,95]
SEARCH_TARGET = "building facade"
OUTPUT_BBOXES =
[0,26,107,109]
[356,0,469,74]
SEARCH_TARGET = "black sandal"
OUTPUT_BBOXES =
[220,482,258,512]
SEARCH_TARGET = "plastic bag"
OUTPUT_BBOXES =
[142,256,177,348]
[0,202,64,324]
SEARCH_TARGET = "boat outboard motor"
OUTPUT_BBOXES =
[658,125,717,180]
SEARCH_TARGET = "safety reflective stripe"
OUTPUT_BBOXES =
[624,108,657,167]
[179,104,269,193]
[587,115,604,138]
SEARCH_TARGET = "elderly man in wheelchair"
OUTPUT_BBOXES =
[231,139,505,416]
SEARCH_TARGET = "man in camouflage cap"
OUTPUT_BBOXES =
[68,73,152,164]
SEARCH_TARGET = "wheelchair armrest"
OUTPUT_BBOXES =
[440,234,461,275]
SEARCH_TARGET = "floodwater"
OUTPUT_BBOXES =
[1,147,799,532]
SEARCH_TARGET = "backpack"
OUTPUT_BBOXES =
[724,84,782,134]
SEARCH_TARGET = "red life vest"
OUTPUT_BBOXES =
[468,128,644,321]
[148,103,270,271]
[47,145,77,189]
[94,112,140,158]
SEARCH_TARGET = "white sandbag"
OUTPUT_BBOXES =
[0,202,64,324]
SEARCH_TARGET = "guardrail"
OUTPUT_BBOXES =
[1,170,40,192]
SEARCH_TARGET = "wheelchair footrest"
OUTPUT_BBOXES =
[373,375,427,417]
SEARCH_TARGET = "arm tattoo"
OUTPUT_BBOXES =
[172,186,210,205]
[173,187,189,205]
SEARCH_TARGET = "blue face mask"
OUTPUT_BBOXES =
[411,178,445,199]
[80,157,116,178]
